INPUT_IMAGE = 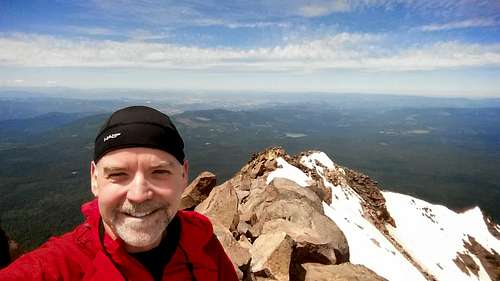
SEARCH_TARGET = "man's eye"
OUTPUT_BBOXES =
[108,172,127,179]
[153,169,170,175]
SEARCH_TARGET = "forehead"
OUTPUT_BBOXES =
[97,147,179,168]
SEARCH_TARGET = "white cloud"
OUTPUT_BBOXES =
[60,0,500,31]
[225,21,291,29]
[1,33,499,72]
[420,18,497,31]
[298,0,352,17]
[63,26,116,36]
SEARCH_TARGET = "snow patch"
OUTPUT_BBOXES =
[323,202,427,281]
[300,151,335,171]
[266,157,311,187]
[307,154,426,281]
[301,152,363,215]
[265,152,500,281]
[383,191,499,281]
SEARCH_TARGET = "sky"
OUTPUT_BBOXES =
[1,0,500,97]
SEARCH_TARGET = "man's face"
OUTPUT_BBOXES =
[90,147,188,253]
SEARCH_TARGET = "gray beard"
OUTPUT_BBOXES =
[112,200,174,248]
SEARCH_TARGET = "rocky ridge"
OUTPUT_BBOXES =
[182,147,500,281]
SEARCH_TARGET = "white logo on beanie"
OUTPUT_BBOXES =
[104,133,122,142]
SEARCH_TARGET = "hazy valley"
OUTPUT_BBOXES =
[0,91,499,250]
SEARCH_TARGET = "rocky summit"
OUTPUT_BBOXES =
[183,147,500,281]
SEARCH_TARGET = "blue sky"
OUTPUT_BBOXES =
[1,0,499,97]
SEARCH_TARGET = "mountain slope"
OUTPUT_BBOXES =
[266,149,500,281]
[190,147,500,281]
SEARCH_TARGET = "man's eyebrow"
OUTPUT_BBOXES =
[150,161,175,169]
[102,166,127,174]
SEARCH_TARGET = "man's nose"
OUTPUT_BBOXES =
[126,173,152,203]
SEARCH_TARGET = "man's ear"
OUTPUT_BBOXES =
[182,160,189,188]
[90,161,99,197]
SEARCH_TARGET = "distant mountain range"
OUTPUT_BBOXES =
[0,93,499,253]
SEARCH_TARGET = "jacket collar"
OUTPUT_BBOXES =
[80,199,215,256]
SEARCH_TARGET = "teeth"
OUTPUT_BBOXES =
[126,210,154,218]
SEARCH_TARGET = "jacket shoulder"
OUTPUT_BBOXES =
[0,223,97,281]
[177,210,214,237]
[176,211,239,280]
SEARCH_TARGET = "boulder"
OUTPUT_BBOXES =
[238,176,349,265]
[301,262,388,281]
[237,221,252,237]
[195,181,239,231]
[262,219,345,265]
[212,222,251,268]
[270,178,323,211]
[307,179,332,205]
[250,231,294,281]
[250,162,265,178]
[180,171,216,210]
[239,179,323,226]
[238,235,253,250]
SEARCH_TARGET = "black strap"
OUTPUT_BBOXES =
[98,221,129,281]
[179,244,197,281]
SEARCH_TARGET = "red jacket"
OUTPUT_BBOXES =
[0,199,238,281]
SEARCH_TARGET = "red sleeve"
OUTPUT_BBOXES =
[0,247,57,281]
[0,234,90,281]
[206,235,239,281]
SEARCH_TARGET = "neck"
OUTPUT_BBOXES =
[125,239,162,253]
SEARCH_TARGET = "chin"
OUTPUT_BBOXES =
[113,209,173,249]
[120,228,163,248]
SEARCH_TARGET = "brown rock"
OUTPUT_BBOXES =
[227,174,248,191]
[237,221,252,236]
[213,222,251,268]
[264,159,277,171]
[262,218,349,265]
[251,276,276,281]
[250,231,294,281]
[453,252,480,277]
[307,179,332,205]
[180,171,216,210]
[195,181,239,231]
[239,235,253,250]
[483,215,500,240]
[343,168,395,228]
[250,177,268,191]
[270,178,323,212]
[236,190,251,204]
[301,262,387,281]
[460,235,500,281]
[239,179,323,228]
[239,147,287,181]
[239,176,349,265]
[250,162,265,178]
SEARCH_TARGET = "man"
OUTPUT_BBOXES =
[0,106,238,281]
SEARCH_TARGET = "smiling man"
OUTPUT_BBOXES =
[0,106,238,281]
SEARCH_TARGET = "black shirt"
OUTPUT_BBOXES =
[130,215,181,281]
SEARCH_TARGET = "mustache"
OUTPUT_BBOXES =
[119,200,168,216]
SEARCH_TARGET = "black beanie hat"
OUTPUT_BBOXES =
[94,106,185,164]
